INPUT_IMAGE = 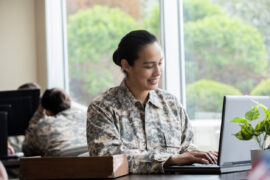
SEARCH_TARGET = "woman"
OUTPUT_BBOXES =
[87,30,218,174]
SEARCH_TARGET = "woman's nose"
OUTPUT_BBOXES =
[154,64,162,76]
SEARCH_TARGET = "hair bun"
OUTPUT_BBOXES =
[113,49,121,66]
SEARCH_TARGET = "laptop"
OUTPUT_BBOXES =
[164,96,270,174]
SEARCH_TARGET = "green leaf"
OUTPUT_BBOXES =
[250,99,270,119]
[230,117,247,123]
[239,123,254,140]
[233,126,254,140]
[234,131,244,140]
[245,106,260,121]
[264,120,270,135]
[255,120,265,136]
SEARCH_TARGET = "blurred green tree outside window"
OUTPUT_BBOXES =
[183,0,269,119]
[66,0,160,106]
[66,0,270,120]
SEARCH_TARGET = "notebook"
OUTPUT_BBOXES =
[164,96,270,174]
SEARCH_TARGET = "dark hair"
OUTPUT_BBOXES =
[18,82,40,90]
[41,88,71,115]
[113,30,158,67]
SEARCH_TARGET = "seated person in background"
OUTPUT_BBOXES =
[17,82,41,90]
[22,88,87,157]
[8,82,41,154]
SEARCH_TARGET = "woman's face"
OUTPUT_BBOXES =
[124,41,163,92]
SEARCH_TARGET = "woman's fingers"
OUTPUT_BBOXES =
[165,150,219,166]
[194,157,209,164]
[205,151,217,164]
[191,150,218,164]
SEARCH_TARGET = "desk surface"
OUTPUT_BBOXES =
[116,172,248,180]
[3,158,248,180]
[6,172,248,180]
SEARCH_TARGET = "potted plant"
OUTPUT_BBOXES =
[230,100,270,163]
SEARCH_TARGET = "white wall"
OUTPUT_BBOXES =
[0,0,47,91]
[35,0,48,91]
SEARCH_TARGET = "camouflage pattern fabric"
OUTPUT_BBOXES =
[87,80,196,174]
[8,135,24,153]
[23,108,87,157]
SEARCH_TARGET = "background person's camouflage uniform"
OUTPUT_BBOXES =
[8,135,24,153]
[87,80,196,174]
[23,108,87,156]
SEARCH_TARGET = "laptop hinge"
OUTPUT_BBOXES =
[222,160,251,167]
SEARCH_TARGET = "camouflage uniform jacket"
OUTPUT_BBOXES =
[87,80,196,174]
[23,108,87,156]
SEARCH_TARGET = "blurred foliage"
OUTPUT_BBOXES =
[143,3,160,38]
[183,0,225,22]
[184,15,267,94]
[68,5,138,95]
[67,0,270,113]
[251,79,270,96]
[186,79,242,119]
[182,0,268,118]
[212,0,270,61]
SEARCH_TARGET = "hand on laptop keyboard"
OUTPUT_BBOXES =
[164,150,218,167]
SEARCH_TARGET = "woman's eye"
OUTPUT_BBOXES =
[144,66,153,69]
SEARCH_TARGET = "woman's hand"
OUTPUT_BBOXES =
[164,150,218,167]
[7,144,15,155]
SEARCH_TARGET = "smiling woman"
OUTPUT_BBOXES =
[86,30,218,174]
[113,30,163,104]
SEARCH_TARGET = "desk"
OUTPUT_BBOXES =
[9,157,249,180]
[116,172,247,180]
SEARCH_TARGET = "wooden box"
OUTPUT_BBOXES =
[20,155,128,179]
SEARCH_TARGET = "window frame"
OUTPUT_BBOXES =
[45,0,221,151]
[45,0,185,106]
[45,0,69,91]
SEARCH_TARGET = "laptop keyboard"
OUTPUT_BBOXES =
[192,163,219,167]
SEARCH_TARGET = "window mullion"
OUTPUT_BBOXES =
[161,0,183,105]
[45,0,66,90]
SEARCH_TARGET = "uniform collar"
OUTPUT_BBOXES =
[120,79,163,109]
[120,80,140,106]
[148,90,163,109]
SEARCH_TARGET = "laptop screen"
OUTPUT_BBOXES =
[218,96,270,166]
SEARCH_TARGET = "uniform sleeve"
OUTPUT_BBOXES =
[22,111,46,156]
[87,103,171,174]
[175,98,197,153]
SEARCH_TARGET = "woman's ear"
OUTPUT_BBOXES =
[121,59,130,73]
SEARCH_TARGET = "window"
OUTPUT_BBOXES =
[182,0,269,150]
[65,0,161,106]
[45,0,270,151]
